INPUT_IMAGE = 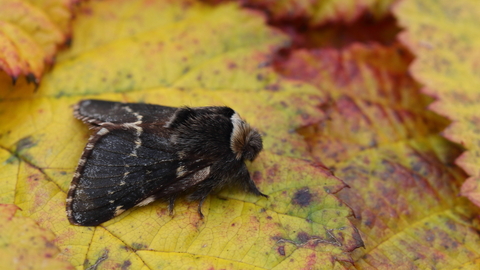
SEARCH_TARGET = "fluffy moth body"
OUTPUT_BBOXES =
[66,99,267,226]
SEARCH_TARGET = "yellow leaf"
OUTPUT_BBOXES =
[0,0,361,269]
[0,0,72,81]
[0,204,75,270]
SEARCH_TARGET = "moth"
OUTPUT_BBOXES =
[66,99,267,226]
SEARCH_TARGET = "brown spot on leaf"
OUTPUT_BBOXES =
[297,231,310,243]
[16,136,37,152]
[252,171,263,183]
[277,245,285,256]
[121,260,131,270]
[265,84,280,91]
[131,242,147,250]
[267,164,279,178]
[292,188,312,207]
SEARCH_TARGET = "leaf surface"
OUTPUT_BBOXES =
[216,0,397,25]
[394,0,480,209]
[279,43,480,268]
[0,0,73,82]
[0,0,362,269]
[0,203,75,269]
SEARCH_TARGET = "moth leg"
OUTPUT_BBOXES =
[189,185,215,219]
[168,197,176,215]
[246,177,269,198]
[197,198,206,219]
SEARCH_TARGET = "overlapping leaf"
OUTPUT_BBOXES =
[0,0,73,83]
[0,0,362,269]
[394,1,480,209]
[279,43,480,268]
[215,0,397,25]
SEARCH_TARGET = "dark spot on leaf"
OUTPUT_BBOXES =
[28,174,40,182]
[131,242,147,250]
[446,220,457,231]
[267,164,279,177]
[121,260,131,270]
[228,62,237,69]
[256,74,264,81]
[252,171,262,182]
[16,136,37,152]
[266,216,272,220]
[425,230,435,243]
[121,245,132,252]
[271,235,282,242]
[60,171,67,175]
[292,188,312,207]
[297,232,310,244]
[265,84,280,91]
[277,246,285,256]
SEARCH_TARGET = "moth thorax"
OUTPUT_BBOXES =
[230,113,263,161]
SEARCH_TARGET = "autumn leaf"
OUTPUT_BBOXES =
[278,42,480,268]
[212,0,397,25]
[0,204,75,269]
[0,0,73,83]
[2,0,480,269]
[394,0,480,211]
[0,0,362,269]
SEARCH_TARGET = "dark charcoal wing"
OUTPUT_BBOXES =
[67,128,212,226]
[74,99,178,126]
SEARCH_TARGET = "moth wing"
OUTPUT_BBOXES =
[74,99,178,126]
[67,128,212,226]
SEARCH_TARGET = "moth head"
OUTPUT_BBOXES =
[230,113,263,161]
